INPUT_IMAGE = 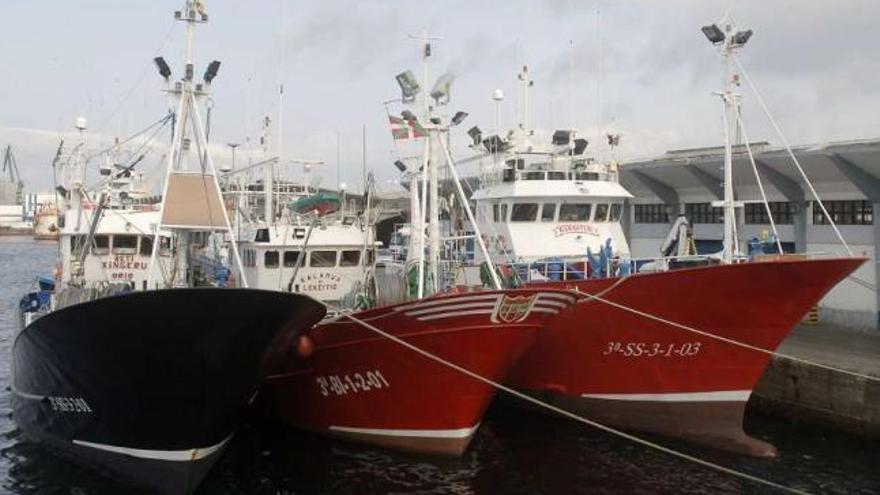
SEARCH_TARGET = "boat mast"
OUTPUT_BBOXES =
[704,19,752,262]
[147,0,248,288]
[422,33,441,296]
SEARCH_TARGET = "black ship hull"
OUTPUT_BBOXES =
[12,288,324,494]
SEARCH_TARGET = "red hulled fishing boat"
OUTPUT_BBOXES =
[264,288,575,455]
[511,256,863,456]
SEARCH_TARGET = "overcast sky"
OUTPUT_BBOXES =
[1,0,878,193]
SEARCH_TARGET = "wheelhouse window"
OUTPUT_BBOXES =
[92,235,109,255]
[493,204,500,222]
[540,203,557,222]
[511,203,539,222]
[255,228,270,242]
[340,250,361,266]
[524,171,545,180]
[113,235,138,254]
[594,204,610,222]
[310,250,337,267]
[609,203,622,222]
[139,236,153,256]
[69,235,85,256]
[500,204,508,222]
[548,171,566,180]
[367,248,376,265]
[264,251,280,268]
[559,203,592,222]
[159,236,173,256]
[283,250,301,267]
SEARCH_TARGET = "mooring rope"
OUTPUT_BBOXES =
[574,282,880,384]
[321,301,809,495]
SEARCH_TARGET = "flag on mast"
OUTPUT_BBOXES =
[389,116,410,140]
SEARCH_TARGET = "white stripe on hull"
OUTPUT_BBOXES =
[417,309,494,321]
[405,301,497,317]
[72,434,233,462]
[394,294,499,312]
[580,390,752,402]
[329,423,481,439]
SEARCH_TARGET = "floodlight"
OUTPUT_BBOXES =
[430,72,455,105]
[401,110,418,122]
[482,135,507,154]
[572,138,588,155]
[731,29,753,46]
[185,63,194,81]
[395,70,421,102]
[430,117,441,125]
[451,111,468,126]
[701,24,725,44]
[154,57,172,79]
[552,130,571,146]
[394,160,407,172]
[467,126,482,146]
[204,60,221,83]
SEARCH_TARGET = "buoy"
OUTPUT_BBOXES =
[296,335,314,358]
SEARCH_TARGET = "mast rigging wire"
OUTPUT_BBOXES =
[732,55,852,256]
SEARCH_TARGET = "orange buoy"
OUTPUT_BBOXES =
[296,335,314,358]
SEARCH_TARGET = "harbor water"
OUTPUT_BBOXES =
[1,237,878,494]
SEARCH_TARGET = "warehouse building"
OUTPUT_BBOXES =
[618,138,880,330]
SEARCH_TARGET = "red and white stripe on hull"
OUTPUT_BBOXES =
[263,288,576,456]
[511,257,865,456]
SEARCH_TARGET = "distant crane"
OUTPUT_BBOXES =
[2,145,24,204]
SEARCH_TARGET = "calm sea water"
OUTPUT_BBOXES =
[1,237,878,494]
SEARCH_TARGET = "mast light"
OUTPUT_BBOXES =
[701,24,725,44]
[451,111,468,126]
[395,70,420,103]
[154,57,172,80]
[731,29,753,46]
[467,126,482,147]
[203,60,221,84]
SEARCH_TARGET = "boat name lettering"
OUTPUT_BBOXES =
[316,370,390,397]
[299,272,341,292]
[101,255,148,271]
[602,341,702,358]
[48,396,93,413]
[553,224,600,237]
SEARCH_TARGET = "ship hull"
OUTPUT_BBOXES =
[263,288,575,456]
[511,257,864,456]
[12,288,325,494]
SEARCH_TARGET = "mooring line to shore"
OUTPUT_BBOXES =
[575,287,880,384]
[323,302,809,495]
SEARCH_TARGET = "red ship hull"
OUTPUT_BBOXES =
[511,257,864,456]
[263,288,576,456]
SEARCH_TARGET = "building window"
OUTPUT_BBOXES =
[511,203,539,222]
[264,251,279,268]
[744,202,795,225]
[310,250,337,267]
[685,203,723,224]
[813,200,873,225]
[559,203,592,222]
[283,250,301,267]
[340,250,361,266]
[633,204,670,224]
[540,203,557,222]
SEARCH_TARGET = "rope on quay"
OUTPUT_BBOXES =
[321,302,810,495]
[574,285,880,384]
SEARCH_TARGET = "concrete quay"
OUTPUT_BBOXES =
[751,323,880,437]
